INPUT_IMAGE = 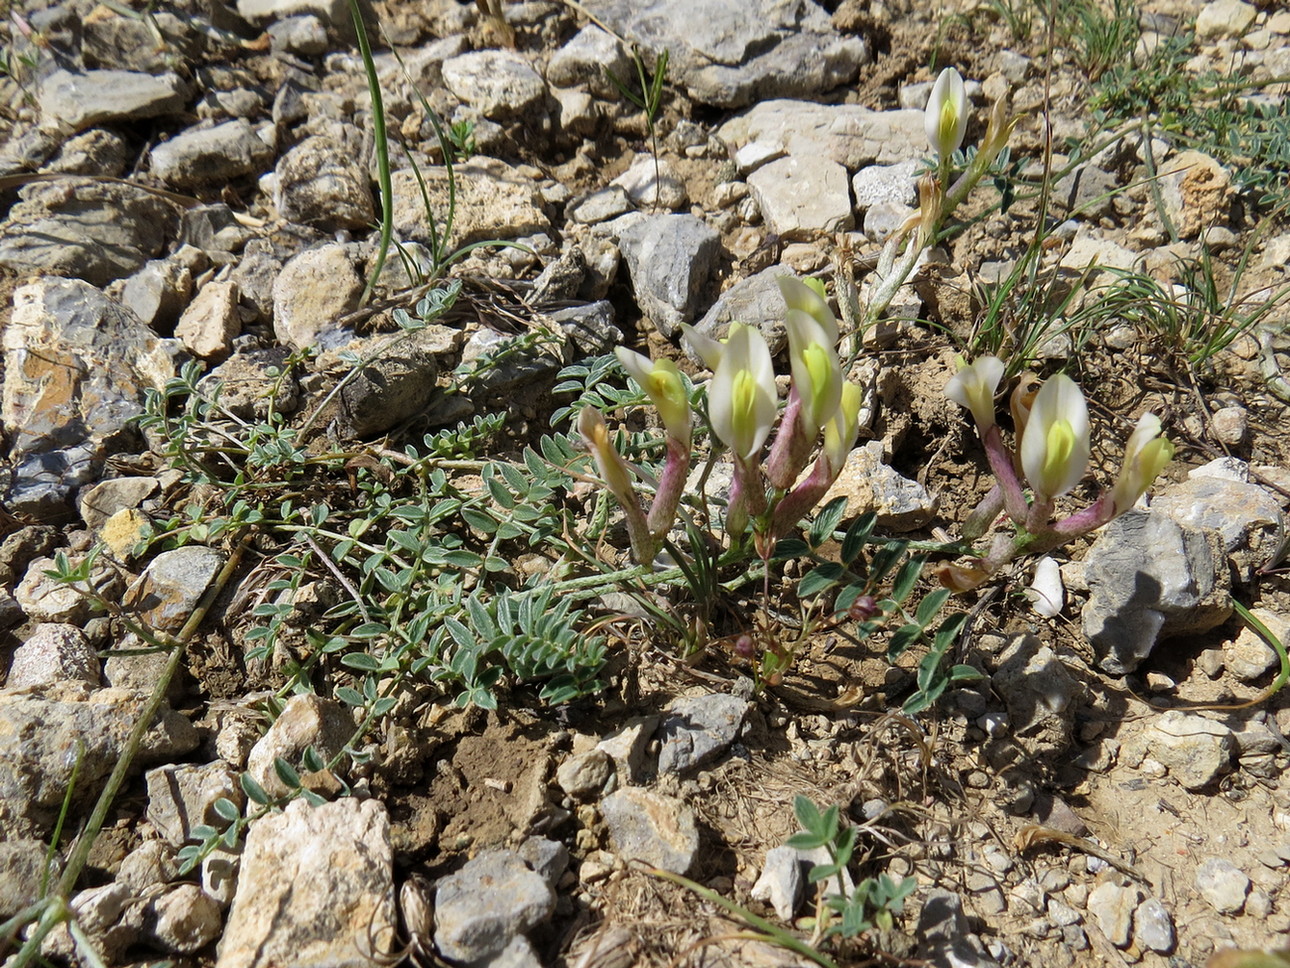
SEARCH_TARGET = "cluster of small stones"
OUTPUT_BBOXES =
[0,0,1289,963]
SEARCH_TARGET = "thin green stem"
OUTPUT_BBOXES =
[349,0,392,307]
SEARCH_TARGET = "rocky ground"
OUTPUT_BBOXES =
[1,0,1290,965]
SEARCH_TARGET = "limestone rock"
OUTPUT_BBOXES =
[2,278,177,513]
[0,179,176,286]
[79,476,159,532]
[151,120,274,189]
[272,243,364,349]
[1137,710,1235,790]
[391,159,551,249]
[657,693,750,774]
[1082,509,1231,674]
[851,159,919,213]
[274,135,374,230]
[691,265,797,355]
[0,839,60,917]
[600,787,699,874]
[7,623,101,689]
[442,50,547,119]
[718,101,925,169]
[1159,150,1231,239]
[546,26,630,97]
[124,546,225,631]
[1194,857,1250,913]
[0,683,199,839]
[217,798,395,968]
[176,280,241,361]
[1195,0,1258,39]
[149,884,223,954]
[822,441,938,532]
[38,69,186,131]
[1150,473,1285,577]
[618,214,721,338]
[146,761,242,847]
[579,0,866,108]
[747,155,854,239]
[1087,881,1141,947]
[612,155,688,211]
[433,849,555,963]
[118,258,194,331]
[245,694,354,798]
[750,845,803,920]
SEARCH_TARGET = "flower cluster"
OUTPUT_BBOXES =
[942,356,1174,590]
[578,278,861,564]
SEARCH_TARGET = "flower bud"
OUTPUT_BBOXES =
[945,355,1005,432]
[848,595,879,622]
[616,348,692,445]
[925,67,969,159]
[1111,413,1174,512]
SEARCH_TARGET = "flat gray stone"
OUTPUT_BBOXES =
[546,26,630,97]
[0,180,175,286]
[442,50,547,119]
[391,159,550,248]
[618,214,721,338]
[150,120,274,189]
[718,101,925,170]
[1195,857,1250,914]
[601,787,699,874]
[118,258,194,331]
[556,749,613,799]
[691,265,797,355]
[0,839,59,918]
[1082,510,1232,674]
[823,441,938,533]
[915,889,1001,967]
[434,849,555,963]
[149,884,222,954]
[580,0,866,107]
[991,634,1080,754]
[1086,881,1141,947]
[124,546,225,632]
[7,623,100,689]
[1133,897,1175,953]
[237,0,346,26]
[747,154,854,239]
[2,278,177,513]
[548,301,622,356]
[39,69,187,131]
[0,682,199,839]
[851,159,919,212]
[176,280,240,361]
[337,329,444,437]
[657,693,750,774]
[217,798,395,968]
[146,762,242,847]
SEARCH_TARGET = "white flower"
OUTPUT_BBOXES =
[925,67,969,159]
[708,323,778,462]
[945,355,1005,431]
[1019,373,1090,502]
[1111,413,1174,512]
[616,348,691,443]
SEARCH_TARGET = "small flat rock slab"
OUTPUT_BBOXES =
[657,693,750,775]
[2,278,177,513]
[747,155,854,240]
[1135,710,1236,791]
[600,787,699,874]
[217,798,395,968]
[718,101,925,169]
[691,265,796,356]
[237,0,346,26]
[915,889,1001,967]
[0,179,176,286]
[434,849,555,963]
[579,0,865,108]
[1133,897,1176,953]
[391,158,551,249]
[150,120,274,189]
[0,682,198,839]
[1086,881,1142,947]
[245,694,353,799]
[274,135,374,231]
[39,69,187,131]
[272,243,364,349]
[1081,509,1231,674]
